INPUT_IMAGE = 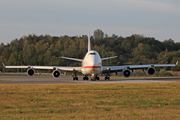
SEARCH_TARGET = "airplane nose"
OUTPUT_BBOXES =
[89,57,96,66]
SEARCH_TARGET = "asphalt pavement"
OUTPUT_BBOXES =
[0,76,179,84]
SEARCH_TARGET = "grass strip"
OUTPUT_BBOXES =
[0,82,180,119]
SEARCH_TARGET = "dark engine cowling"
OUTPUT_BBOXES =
[52,70,61,78]
[27,68,35,76]
[147,67,156,75]
[123,69,131,77]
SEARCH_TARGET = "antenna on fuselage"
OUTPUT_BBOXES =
[88,32,91,52]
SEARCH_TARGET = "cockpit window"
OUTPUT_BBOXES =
[89,53,96,55]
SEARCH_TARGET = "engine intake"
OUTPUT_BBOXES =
[27,68,35,76]
[52,70,61,78]
[147,67,156,75]
[123,69,131,77]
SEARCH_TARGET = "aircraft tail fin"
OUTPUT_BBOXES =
[88,32,91,52]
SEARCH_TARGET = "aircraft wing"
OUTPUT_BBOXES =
[102,61,178,73]
[2,63,82,72]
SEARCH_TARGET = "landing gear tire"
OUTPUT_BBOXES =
[83,76,89,80]
[91,77,96,81]
[105,76,110,80]
[73,77,78,81]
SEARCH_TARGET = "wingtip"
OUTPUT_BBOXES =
[2,62,5,67]
[176,61,178,66]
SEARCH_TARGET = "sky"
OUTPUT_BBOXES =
[0,0,180,44]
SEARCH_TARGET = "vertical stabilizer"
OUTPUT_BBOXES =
[88,32,91,52]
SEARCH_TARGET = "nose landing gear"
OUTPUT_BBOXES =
[90,75,100,81]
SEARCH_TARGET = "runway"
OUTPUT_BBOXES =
[0,76,179,84]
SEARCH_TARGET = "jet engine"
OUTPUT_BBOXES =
[147,67,156,75]
[123,69,131,77]
[52,70,61,78]
[27,68,35,76]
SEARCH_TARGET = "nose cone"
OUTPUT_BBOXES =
[88,56,96,66]
[83,51,101,66]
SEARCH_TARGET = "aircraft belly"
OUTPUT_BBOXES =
[82,68,101,75]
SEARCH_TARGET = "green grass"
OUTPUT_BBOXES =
[0,83,180,119]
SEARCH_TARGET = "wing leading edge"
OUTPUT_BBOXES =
[102,62,178,73]
[2,62,82,72]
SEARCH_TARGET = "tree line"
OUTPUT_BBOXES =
[0,29,180,72]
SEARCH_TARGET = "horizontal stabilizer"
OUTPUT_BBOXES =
[61,57,83,62]
[101,56,117,60]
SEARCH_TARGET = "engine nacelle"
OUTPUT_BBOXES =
[52,70,61,78]
[147,67,156,75]
[27,68,35,76]
[123,69,131,77]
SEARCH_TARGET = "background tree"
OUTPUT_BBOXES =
[0,30,180,72]
[93,29,104,40]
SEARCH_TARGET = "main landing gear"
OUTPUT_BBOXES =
[73,76,78,80]
[105,76,110,80]
[104,68,111,80]
[83,75,89,80]
[83,75,100,81]
[73,69,78,81]
[105,72,110,80]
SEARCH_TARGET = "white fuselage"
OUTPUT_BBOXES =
[81,50,102,75]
